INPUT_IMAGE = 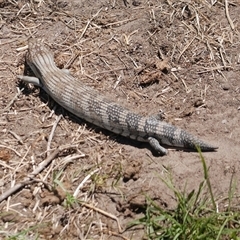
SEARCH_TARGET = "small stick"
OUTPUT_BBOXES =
[225,0,234,30]
[47,114,62,156]
[14,145,31,175]
[219,47,227,68]
[0,38,19,46]
[79,8,102,40]
[1,88,23,113]
[9,130,24,145]
[81,202,124,233]
[102,230,130,240]
[73,168,101,197]
[0,144,22,157]
[177,36,196,62]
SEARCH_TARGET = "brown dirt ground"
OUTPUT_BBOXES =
[0,0,240,239]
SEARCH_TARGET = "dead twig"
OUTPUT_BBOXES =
[0,144,22,157]
[1,88,23,113]
[73,168,101,197]
[47,114,62,156]
[79,8,102,40]
[9,130,24,145]
[225,0,234,30]
[102,230,130,240]
[81,202,124,233]
[177,36,196,62]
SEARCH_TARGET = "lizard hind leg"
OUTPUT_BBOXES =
[148,137,168,155]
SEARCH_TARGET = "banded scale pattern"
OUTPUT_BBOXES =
[18,39,218,155]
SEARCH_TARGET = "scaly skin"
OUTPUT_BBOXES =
[18,39,218,155]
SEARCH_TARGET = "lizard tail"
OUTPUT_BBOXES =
[179,130,218,151]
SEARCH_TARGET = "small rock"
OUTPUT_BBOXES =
[194,99,204,107]
[1,211,19,223]
[133,0,141,6]
[222,83,230,90]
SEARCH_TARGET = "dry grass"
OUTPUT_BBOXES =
[0,0,239,239]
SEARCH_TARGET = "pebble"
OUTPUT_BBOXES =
[222,83,230,90]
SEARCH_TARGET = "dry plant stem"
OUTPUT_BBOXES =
[47,114,62,156]
[0,144,22,157]
[73,168,101,197]
[14,145,31,175]
[9,130,24,145]
[219,47,227,67]
[1,88,23,113]
[102,230,130,240]
[104,18,136,27]
[225,0,234,30]
[91,67,127,75]
[0,161,15,170]
[0,38,19,46]
[177,36,196,62]
[61,153,86,165]
[82,202,124,233]
[0,145,76,203]
[79,8,102,40]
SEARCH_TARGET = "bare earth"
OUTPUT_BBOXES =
[0,0,240,239]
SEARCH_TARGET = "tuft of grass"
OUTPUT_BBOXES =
[128,150,240,239]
